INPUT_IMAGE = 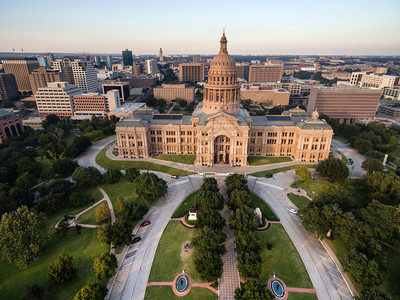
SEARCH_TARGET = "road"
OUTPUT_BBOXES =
[108,176,204,300]
[331,139,366,179]
[248,171,353,300]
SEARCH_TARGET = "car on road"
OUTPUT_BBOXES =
[265,174,273,179]
[140,221,151,227]
[289,208,297,214]
[348,158,353,165]
[131,236,141,244]
[171,175,179,179]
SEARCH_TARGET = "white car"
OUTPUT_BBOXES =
[289,208,297,214]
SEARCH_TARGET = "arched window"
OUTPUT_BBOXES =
[16,123,23,135]
[11,125,17,136]
[5,127,11,138]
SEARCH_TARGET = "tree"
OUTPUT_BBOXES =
[0,206,47,268]
[58,220,69,237]
[228,206,259,232]
[354,138,373,154]
[120,201,147,222]
[73,283,108,300]
[194,250,224,282]
[52,159,78,177]
[194,189,225,210]
[23,285,45,300]
[65,136,91,157]
[115,196,125,213]
[359,288,392,300]
[16,172,37,190]
[178,99,187,107]
[295,165,311,182]
[196,209,226,230]
[124,168,140,182]
[193,227,226,254]
[316,157,349,182]
[234,231,261,253]
[229,190,252,210]
[237,250,261,278]
[103,169,122,184]
[93,251,117,282]
[96,221,133,247]
[70,193,91,207]
[343,249,382,287]
[235,280,273,300]
[72,166,104,187]
[47,253,76,288]
[135,172,167,202]
[17,156,40,177]
[36,192,66,215]
[95,204,110,223]
[361,158,383,174]
[45,114,60,126]
[365,171,400,205]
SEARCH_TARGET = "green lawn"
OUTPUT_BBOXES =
[148,221,201,283]
[391,144,400,159]
[288,292,318,300]
[336,151,348,164]
[144,286,217,300]
[96,148,194,176]
[287,193,310,210]
[291,180,334,198]
[247,156,292,166]
[172,190,199,218]
[333,135,348,144]
[249,165,314,178]
[152,154,196,165]
[250,193,279,221]
[77,202,110,225]
[0,228,108,300]
[256,224,313,289]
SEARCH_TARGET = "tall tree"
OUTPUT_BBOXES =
[95,204,110,223]
[135,173,167,202]
[73,283,108,300]
[295,165,311,182]
[235,280,273,300]
[196,209,226,230]
[47,253,76,288]
[316,157,349,182]
[365,171,400,205]
[0,206,47,268]
[229,190,252,210]
[361,158,383,174]
[93,251,117,282]
[228,206,259,232]
[72,167,104,188]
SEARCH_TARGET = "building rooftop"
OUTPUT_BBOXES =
[109,102,145,114]
[0,109,12,118]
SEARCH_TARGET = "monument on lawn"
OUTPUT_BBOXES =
[254,207,262,224]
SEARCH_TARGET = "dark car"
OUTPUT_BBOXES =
[348,158,353,165]
[132,236,141,244]
[265,174,273,179]
[140,221,151,227]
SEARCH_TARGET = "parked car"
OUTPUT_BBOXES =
[289,208,297,214]
[140,221,151,227]
[131,236,141,244]
[265,174,273,179]
[348,158,353,165]
[171,175,179,179]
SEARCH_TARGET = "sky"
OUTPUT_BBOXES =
[1,0,399,56]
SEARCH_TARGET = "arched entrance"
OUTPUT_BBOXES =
[214,135,230,164]
[5,127,11,138]
[16,123,23,135]
[10,125,17,136]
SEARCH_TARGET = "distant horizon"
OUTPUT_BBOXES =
[1,0,400,56]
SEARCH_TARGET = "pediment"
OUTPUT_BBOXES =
[207,112,239,125]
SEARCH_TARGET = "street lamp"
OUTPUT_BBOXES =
[350,165,355,179]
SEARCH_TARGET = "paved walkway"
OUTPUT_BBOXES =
[170,217,195,228]
[217,178,240,300]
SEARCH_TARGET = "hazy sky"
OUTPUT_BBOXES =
[1,0,399,55]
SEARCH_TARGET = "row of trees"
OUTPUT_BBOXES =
[225,174,273,299]
[192,178,226,282]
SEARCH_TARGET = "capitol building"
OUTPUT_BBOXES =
[115,34,333,166]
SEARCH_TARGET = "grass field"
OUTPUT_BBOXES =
[287,193,310,210]
[336,151,348,164]
[96,148,194,176]
[144,286,217,300]
[333,135,348,144]
[256,224,313,289]
[249,165,314,178]
[152,154,196,165]
[250,193,279,221]
[77,202,110,225]
[172,190,199,218]
[0,228,108,300]
[291,180,333,198]
[148,221,201,283]
[288,292,318,300]
[247,156,292,166]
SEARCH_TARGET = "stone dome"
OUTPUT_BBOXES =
[210,33,236,69]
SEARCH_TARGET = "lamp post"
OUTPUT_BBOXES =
[350,165,355,179]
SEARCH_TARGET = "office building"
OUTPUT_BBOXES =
[360,74,400,89]
[35,82,83,117]
[38,56,49,68]
[122,49,133,66]
[22,117,45,130]
[159,48,164,62]
[178,63,205,82]
[383,86,400,100]
[43,53,54,64]
[249,64,282,83]
[236,64,249,81]
[120,76,157,88]
[145,59,158,75]
[0,74,19,100]
[116,33,332,166]
[73,90,120,117]
[102,82,130,101]
[240,86,290,106]
[0,109,24,143]
[2,58,40,94]
[106,55,112,66]
[70,60,98,93]
[307,86,382,123]
[132,64,141,76]
[52,57,75,84]
[153,84,195,102]
[29,67,64,94]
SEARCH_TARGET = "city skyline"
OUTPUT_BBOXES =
[1,0,399,56]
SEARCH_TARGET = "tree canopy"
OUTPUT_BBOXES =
[316,157,349,182]
[73,283,108,300]
[93,251,117,282]
[135,172,167,202]
[47,253,76,288]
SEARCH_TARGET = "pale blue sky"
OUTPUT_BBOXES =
[1,0,399,55]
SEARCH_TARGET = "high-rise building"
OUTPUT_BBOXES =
[43,53,54,64]
[122,49,133,66]
[38,56,49,68]
[52,57,75,84]
[178,63,205,82]
[145,59,158,75]
[349,71,369,85]
[70,60,98,93]
[307,86,381,123]
[35,82,83,117]
[0,74,19,100]
[2,58,40,94]
[159,48,164,62]
[132,64,141,76]
[248,64,282,83]
[236,64,249,81]
[360,74,400,89]
[102,82,130,101]
[29,67,64,94]
[106,55,112,66]
[193,55,201,63]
